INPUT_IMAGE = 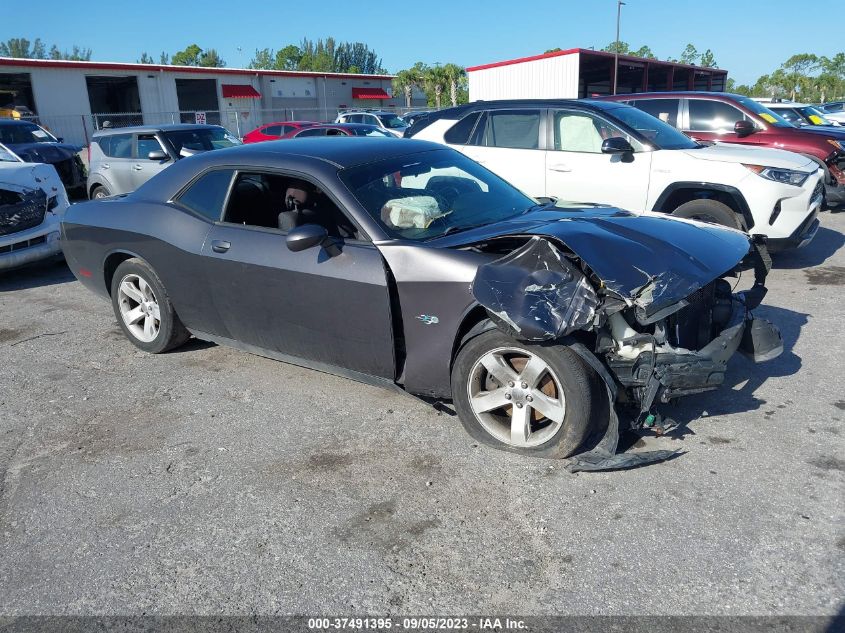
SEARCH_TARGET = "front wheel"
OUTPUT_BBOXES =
[451,330,596,458]
[91,185,110,199]
[672,199,743,229]
[110,258,190,354]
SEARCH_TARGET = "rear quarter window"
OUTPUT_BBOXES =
[444,112,482,145]
[175,169,235,222]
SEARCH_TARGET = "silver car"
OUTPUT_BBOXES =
[86,124,240,198]
[334,111,408,137]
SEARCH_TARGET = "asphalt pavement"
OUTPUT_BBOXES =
[0,212,843,617]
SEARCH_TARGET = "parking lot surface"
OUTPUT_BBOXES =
[0,212,843,617]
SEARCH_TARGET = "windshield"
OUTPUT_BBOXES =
[377,113,407,129]
[606,105,699,150]
[798,106,835,126]
[340,149,537,240]
[163,127,241,154]
[0,122,58,145]
[735,97,794,128]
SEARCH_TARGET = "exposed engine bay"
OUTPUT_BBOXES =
[466,231,783,471]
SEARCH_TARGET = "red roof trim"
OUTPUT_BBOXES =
[466,48,580,72]
[466,48,726,73]
[222,84,260,98]
[0,57,395,80]
[352,87,392,99]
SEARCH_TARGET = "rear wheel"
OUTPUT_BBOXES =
[672,199,743,229]
[110,258,190,354]
[451,330,596,458]
[91,185,110,199]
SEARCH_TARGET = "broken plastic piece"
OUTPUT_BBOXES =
[471,236,599,341]
[739,317,784,362]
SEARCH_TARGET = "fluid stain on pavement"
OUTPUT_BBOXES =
[803,266,845,285]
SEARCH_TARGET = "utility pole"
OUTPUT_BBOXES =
[613,0,626,95]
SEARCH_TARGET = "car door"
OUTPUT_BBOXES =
[199,169,396,379]
[460,109,546,197]
[131,133,172,189]
[682,97,764,146]
[544,108,652,210]
[101,132,136,194]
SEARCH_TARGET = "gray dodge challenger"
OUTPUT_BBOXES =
[61,138,783,469]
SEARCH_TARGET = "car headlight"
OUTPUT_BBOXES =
[827,139,845,152]
[742,164,811,186]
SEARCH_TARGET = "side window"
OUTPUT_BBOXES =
[444,111,481,145]
[136,134,164,158]
[474,110,541,149]
[553,110,638,153]
[280,125,296,135]
[108,133,133,158]
[631,99,680,127]
[688,99,748,132]
[263,125,283,136]
[94,136,111,156]
[296,127,327,137]
[176,169,234,222]
[223,172,358,239]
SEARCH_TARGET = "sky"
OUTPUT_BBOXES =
[3,0,839,85]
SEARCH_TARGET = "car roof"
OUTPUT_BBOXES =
[607,91,746,100]
[311,123,383,130]
[767,102,812,108]
[0,119,40,126]
[92,124,224,137]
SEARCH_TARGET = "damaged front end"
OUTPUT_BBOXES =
[468,212,783,470]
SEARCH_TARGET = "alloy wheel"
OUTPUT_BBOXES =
[467,347,566,448]
[117,273,161,343]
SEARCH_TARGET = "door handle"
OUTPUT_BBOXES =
[101,163,110,169]
[211,240,231,253]
[548,163,572,172]
[132,164,143,171]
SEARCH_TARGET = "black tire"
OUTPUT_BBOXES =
[91,185,110,200]
[451,330,596,458]
[110,258,190,354]
[672,199,743,229]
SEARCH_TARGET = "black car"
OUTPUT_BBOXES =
[0,119,86,194]
[60,138,782,468]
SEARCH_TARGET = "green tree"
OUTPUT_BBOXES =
[0,38,89,60]
[680,43,699,65]
[159,52,170,65]
[392,64,425,108]
[781,53,819,100]
[199,48,225,68]
[138,52,154,64]
[631,46,655,59]
[699,49,717,68]
[544,47,563,54]
[171,44,203,66]
[275,45,302,70]
[249,48,275,70]
[424,65,448,109]
[602,40,630,54]
[441,63,466,107]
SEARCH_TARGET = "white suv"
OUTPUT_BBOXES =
[409,100,824,250]
[335,111,408,137]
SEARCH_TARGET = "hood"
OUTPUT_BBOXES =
[435,206,752,316]
[8,142,82,164]
[680,142,815,170]
[794,126,845,140]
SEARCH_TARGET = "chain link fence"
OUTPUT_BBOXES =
[10,105,439,147]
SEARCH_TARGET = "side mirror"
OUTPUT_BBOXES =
[286,223,328,252]
[601,137,635,154]
[56,137,64,142]
[734,120,756,137]
[148,150,169,161]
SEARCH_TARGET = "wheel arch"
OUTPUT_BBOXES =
[88,176,113,199]
[652,182,755,229]
[102,249,144,296]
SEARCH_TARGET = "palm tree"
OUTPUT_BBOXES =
[392,69,416,108]
[424,65,448,109]
[442,63,466,107]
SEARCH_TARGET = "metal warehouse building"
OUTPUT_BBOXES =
[467,48,728,101]
[0,57,423,145]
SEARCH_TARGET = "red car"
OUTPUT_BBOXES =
[242,121,318,143]
[290,123,395,138]
[603,92,845,205]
